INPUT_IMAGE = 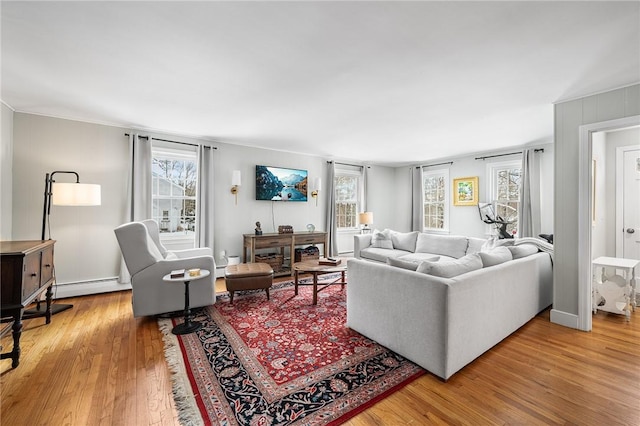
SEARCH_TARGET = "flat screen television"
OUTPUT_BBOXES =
[256,165,308,201]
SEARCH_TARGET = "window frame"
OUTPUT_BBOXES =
[422,167,450,233]
[334,167,363,232]
[151,143,199,247]
[486,159,522,237]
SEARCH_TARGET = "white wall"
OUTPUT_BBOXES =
[12,114,129,284]
[1,103,14,240]
[391,142,555,237]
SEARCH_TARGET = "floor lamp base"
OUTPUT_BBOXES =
[23,303,73,318]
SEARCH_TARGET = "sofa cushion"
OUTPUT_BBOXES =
[389,230,419,252]
[507,244,539,259]
[416,253,482,278]
[387,257,422,271]
[398,253,444,263]
[415,233,468,259]
[479,247,513,267]
[370,229,393,249]
[360,247,408,263]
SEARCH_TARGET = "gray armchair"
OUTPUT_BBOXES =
[114,220,216,317]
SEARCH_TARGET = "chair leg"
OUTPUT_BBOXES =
[265,288,270,300]
[230,290,235,304]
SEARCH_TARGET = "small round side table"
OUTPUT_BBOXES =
[162,269,210,335]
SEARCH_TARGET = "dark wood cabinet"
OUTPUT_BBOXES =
[243,232,327,277]
[1,240,56,368]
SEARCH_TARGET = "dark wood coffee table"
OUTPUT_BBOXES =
[293,258,347,305]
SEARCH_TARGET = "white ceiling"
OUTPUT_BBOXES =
[2,1,639,166]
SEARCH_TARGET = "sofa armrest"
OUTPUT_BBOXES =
[353,234,373,259]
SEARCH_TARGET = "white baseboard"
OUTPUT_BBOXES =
[550,309,579,330]
[52,279,132,299]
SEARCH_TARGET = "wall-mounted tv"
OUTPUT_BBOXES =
[256,165,308,201]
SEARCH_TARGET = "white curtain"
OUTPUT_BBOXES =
[118,134,152,284]
[362,165,369,212]
[518,149,541,238]
[411,166,423,232]
[325,162,338,257]
[197,145,215,249]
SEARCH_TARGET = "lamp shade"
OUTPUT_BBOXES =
[312,177,322,191]
[52,182,101,206]
[358,212,373,225]
[232,170,242,186]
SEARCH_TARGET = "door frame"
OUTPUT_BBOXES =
[578,115,640,332]
[616,145,640,257]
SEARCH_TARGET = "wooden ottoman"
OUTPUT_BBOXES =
[225,263,274,303]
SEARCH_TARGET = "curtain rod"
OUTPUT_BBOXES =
[475,148,543,161]
[327,161,370,168]
[124,133,217,149]
[416,161,454,169]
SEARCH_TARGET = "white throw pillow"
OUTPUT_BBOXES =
[479,246,513,267]
[507,244,539,259]
[389,230,419,252]
[371,229,393,249]
[416,253,483,278]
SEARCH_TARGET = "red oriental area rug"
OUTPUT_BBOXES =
[159,276,424,425]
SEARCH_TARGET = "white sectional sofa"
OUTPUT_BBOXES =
[347,230,553,380]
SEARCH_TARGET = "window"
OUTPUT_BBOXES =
[487,160,521,236]
[151,144,198,246]
[423,168,450,232]
[334,170,361,230]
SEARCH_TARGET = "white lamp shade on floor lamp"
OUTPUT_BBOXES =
[52,182,102,206]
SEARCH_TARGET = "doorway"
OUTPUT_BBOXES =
[578,116,640,332]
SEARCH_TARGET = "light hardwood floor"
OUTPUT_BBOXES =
[2,279,639,425]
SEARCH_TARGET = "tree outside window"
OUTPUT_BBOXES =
[488,161,521,236]
[335,174,360,229]
[423,168,449,231]
[151,149,198,243]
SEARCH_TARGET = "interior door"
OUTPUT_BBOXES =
[622,149,640,260]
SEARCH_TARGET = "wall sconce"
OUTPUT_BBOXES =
[311,177,321,206]
[37,170,101,315]
[230,170,241,205]
[358,211,374,233]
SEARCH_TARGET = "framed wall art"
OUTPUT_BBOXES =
[453,176,479,206]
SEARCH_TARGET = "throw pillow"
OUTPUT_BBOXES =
[507,244,539,259]
[371,229,393,249]
[389,230,419,252]
[415,233,468,259]
[479,246,513,267]
[416,253,483,278]
[387,257,421,271]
